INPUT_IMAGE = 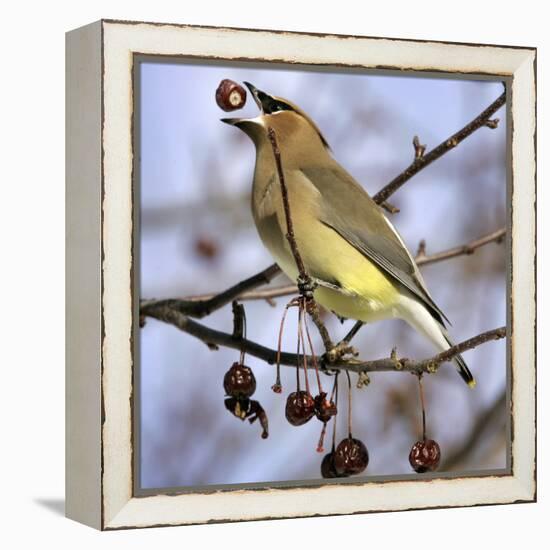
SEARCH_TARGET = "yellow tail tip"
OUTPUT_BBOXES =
[468,379,477,389]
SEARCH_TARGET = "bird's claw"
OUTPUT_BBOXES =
[297,276,317,300]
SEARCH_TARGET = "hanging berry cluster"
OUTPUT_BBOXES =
[274,296,369,477]
[278,297,337,449]
[320,372,369,478]
[223,300,442,477]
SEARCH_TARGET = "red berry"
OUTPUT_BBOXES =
[334,437,369,475]
[215,79,247,112]
[409,439,441,473]
[223,362,256,399]
[321,451,350,479]
[285,391,315,426]
[314,392,337,422]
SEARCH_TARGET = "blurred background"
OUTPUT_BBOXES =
[138,61,507,490]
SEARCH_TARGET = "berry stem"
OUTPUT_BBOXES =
[330,371,338,403]
[316,367,338,454]
[274,300,296,393]
[297,301,311,395]
[295,320,301,392]
[317,422,327,453]
[239,303,248,365]
[294,299,305,392]
[303,305,323,394]
[417,374,427,440]
[331,373,339,451]
[345,370,353,438]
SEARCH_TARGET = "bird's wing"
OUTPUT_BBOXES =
[301,165,449,326]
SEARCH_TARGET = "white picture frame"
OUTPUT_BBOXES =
[66,19,536,530]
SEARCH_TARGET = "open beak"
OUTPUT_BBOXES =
[220,82,271,126]
[243,81,264,111]
[220,117,245,126]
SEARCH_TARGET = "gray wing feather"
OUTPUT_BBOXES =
[301,166,450,326]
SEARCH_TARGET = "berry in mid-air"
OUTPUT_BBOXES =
[215,79,247,111]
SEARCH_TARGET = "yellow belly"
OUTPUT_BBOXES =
[313,285,397,323]
[261,215,400,322]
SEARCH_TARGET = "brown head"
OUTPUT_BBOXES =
[221,82,330,164]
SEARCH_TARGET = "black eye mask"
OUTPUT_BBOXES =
[257,91,293,114]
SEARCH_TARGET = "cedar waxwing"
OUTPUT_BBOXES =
[222,82,475,387]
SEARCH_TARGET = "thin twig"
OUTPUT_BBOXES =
[415,227,506,267]
[306,302,334,351]
[380,200,400,214]
[373,91,506,205]
[140,263,281,319]
[267,126,307,278]
[404,327,506,371]
[342,321,364,345]
[267,126,334,352]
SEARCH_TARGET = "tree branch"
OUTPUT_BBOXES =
[139,263,280,319]
[414,227,506,267]
[373,91,506,205]
[267,126,307,280]
[140,297,506,377]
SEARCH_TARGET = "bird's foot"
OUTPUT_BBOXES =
[297,276,317,300]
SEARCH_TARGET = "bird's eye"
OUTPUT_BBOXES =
[269,101,282,113]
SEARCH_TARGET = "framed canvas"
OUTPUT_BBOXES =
[66,19,536,530]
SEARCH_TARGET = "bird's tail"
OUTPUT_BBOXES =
[442,332,476,388]
[399,295,476,388]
